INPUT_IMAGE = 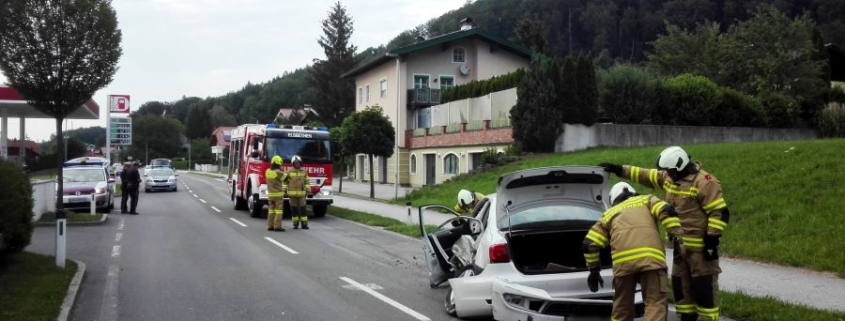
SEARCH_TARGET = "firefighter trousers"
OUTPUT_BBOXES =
[267,198,283,229]
[673,250,721,321]
[290,197,307,225]
[612,269,668,321]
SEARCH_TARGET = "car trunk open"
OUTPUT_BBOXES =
[508,229,611,275]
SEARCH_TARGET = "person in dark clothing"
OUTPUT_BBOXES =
[125,162,142,215]
[119,162,131,214]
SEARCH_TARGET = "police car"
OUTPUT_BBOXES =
[61,157,115,212]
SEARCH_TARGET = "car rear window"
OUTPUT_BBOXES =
[499,203,602,230]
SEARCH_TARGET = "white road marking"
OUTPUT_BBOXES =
[115,232,122,242]
[339,277,430,321]
[264,237,299,254]
[211,206,221,213]
[200,199,207,203]
[111,245,121,258]
[216,178,225,182]
[342,283,384,291]
[192,193,198,198]
[229,217,247,227]
[117,218,125,231]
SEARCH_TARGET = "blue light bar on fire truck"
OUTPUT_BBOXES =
[266,123,277,129]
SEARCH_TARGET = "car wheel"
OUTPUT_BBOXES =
[444,265,478,317]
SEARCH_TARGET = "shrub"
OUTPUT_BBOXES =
[759,92,800,128]
[481,147,499,165]
[598,64,660,124]
[717,87,768,127]
[817,103,845,137]
[659,74,723,126]
[0,159,34,259]
[441,69,526,104]
[826,86,845,104]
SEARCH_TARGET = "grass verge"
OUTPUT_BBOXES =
[187,171,226,179]
[328,205,438,238]
[38,211,104,223]
[0,252,78,321]
[720,290,845,321]
[394,139,845,276]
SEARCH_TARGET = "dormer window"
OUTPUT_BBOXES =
[452,47,465,63]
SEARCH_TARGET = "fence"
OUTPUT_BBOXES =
[556,123,819,152]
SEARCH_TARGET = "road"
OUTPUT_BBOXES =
[27,173,664,321]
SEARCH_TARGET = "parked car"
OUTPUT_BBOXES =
[144,167,178,192]
[61,157,115,212]
[420,166,644,320]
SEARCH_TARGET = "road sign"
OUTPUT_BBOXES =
[110,138,131,146]
[108,95,131,114]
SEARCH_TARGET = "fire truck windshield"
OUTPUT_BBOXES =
[265,136,332,164]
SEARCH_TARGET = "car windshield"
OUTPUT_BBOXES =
[149,169,173,176]
[64,168,106,183]
[265,137,331,163]
[498,203,603,230]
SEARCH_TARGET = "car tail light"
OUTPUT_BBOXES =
[489,243,510,263]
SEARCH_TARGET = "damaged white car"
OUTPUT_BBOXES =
[420,166,645,320]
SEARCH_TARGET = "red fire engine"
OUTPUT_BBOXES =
[227,123,333,218]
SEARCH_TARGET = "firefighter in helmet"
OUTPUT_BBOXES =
[600,146,729,321]
[454,189,485,216]
[265,155,286,232]
[583,182,682,321]
[284,155,311,229]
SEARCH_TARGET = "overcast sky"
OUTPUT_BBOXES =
[1,0,466,142]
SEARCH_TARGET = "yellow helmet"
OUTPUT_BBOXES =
[271,155,283,165]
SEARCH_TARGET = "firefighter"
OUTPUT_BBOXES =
[583,182,682,321]
[265,155,286,232]
[284,155,311,229]
[600,146,729,321]
[454,189,485,216]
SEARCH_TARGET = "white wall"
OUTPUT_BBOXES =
[31,179,56,221]
[475,38,529,80]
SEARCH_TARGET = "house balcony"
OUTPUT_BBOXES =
[405,119,512,149]
[407,88,441,107]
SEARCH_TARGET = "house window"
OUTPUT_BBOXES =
[470,152,483,170]
[380,79,388,98]
[365,85,370,103]
[452,47,466,63]
[410,154,416,174]
[358,88,363,104]
[444,154,459,175]
[440,76,455,90]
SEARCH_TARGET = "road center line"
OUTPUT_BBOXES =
[229,217,248,227]
[339,277,430,321]
[211,206,221,213]
[192,193,198,198]
[117,218,125,231]
[200,199,207,203]
[115,232,122,242]
[264,237,299,254]
[111,245,121,258]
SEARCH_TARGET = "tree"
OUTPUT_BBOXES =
[190,138,212,164]
[511,54,560,153]
[209,105,237,128]
[308,2,359,127]
[514,13,547,55]
[130,115,185,162]
[558,55,580,124]
[0,0,122,214]
[185,104,213,140]
[576,55,599,125]
[133,101,171,119]
[647,22,722,80]
[339,105,394,199]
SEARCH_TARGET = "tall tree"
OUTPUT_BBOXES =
[558,55,580,124]
[209,105,237,128]
[511,54,561,153]
[185,104,213,140]
[0,0,122,214]
[514,13,548,55]
[339,105,394,199]
[576,55,599,125]
[309,2,359,127]
[130,115,185,162]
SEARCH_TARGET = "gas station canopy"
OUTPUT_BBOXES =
[0,86,100,119]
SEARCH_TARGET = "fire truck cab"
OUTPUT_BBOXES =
[227,124,334,218]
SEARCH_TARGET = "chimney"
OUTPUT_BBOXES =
[415,35,426,43]
[459,17,474,31]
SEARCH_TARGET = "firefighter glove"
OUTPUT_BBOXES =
[598,163,623,176]
[673,237,686,264]
[587,268,604,293]
[704,234,720,261]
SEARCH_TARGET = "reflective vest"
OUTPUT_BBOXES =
[265,168,285,199]
[284,167,310,197]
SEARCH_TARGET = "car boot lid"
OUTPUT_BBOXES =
[495,166,609,223]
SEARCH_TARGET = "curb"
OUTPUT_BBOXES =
[36,213,109,226]
[58,259,86,321]
[334,191,396,204]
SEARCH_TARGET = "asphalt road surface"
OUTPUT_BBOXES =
[27,173,665,321]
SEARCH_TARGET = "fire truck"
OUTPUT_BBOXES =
[227,123,333,218]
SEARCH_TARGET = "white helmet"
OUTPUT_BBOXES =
[291,155,302,164]
[457,189,475,209]
[609,182,636,205]
[656,146,690,171]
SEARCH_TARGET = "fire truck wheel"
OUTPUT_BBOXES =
[312,205,327,218]
[233,188,247,210]
[249,193,263,218]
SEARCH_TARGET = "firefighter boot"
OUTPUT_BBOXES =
[293,221,299,229]
[302,221,309,230]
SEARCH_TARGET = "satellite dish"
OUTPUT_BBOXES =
[459,63,471,76]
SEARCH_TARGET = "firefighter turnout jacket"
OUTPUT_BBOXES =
[622,163,729,247]
[265,167,285,199]
[284,167,311,197]
[584,194,681,277]
[453,192,486,215]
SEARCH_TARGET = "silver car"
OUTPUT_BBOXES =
[144,168,178,192]
[421,166,646,320]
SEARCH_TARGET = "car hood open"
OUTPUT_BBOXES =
[495,166,609,223]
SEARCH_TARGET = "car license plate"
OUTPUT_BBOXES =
[70,197,88,203]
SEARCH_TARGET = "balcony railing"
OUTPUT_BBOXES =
[407,88,441,106]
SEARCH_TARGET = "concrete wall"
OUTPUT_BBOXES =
[556,123,819,152]
[428,88,517,127]
[31,179,56,221]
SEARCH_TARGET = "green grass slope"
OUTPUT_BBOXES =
[396,139,845,276]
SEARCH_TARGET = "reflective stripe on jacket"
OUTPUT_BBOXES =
[284,168,311,197]
[265,168,285,199]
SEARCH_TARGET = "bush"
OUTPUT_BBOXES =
[0,159,34,259]
[759,92,800,128]
[481,147,499,165]
[826,86,845,104]
[659,74,723,126]
[441,69,526,103]
[718,87,767,127]
[817,103,845,137]
[598,64,660,124]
